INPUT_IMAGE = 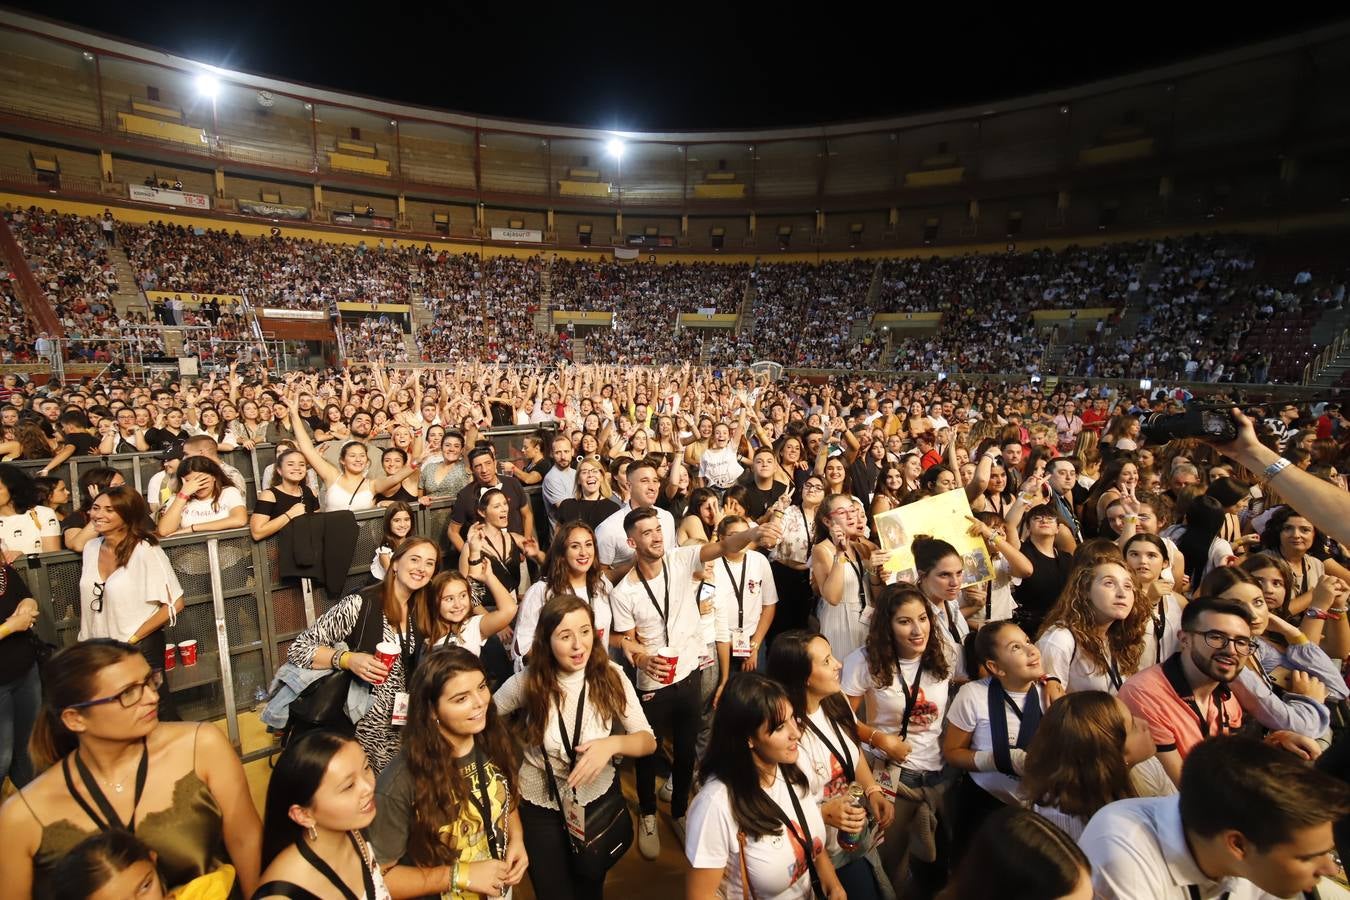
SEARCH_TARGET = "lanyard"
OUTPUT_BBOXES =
[1154,597,1167,648]
[801,714,856,784]
[842,551,868,613]
[771,769,825,900]
[637,561,672,646]
[723,557,748,630]
[468,747,505,860]
[1162,653,1229,739]
[895,662,920,740]
[800,506,814,544]
[401,612,418,681]
[944,600,963,648]
[63,740,149,833]
[1106,651,1123,691]
[296,832,375,900]
[556,683,587,802]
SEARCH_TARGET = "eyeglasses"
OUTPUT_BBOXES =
[803,483,824,492]
[90,581,105,614]
[1187,630,1254,655]
[66,671,164,711]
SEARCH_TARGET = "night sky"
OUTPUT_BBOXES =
[8,1,1345,131]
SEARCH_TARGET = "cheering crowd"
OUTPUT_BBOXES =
[0,358,1346,899]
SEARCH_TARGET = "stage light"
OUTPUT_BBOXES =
[606,138,624,159]
[196,74,219,100]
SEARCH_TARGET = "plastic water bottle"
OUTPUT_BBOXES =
[837,782,866,851]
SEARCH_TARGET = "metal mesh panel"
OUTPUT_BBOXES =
[165,542,216,600]
[270,585,306,637]
[230,649,267,709]
[350,514,386,572]
[422,503,455,550]
[224,593,262,646]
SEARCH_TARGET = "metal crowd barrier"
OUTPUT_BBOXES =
[12,433,549,761]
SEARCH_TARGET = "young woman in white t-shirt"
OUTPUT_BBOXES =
[838,585,952,894]
[1125,533,1187,668]
[712,516,778,690]
[966,512,1034,627]
[767,630,894,900]
[494,595,655,900]
[1035,559,1149,695]
[154,456,247,538]
[419,570,516,657]
[0,464,61,557]
[1022,690,1173,841]
[685,674,846,900]
[514,522,613,665]
[942,620,1060,860]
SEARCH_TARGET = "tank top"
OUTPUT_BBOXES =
[325,477,374,512]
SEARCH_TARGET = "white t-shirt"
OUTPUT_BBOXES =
[434,614,486,656]
[1140,592,1186,669]
[712,551,778,644]
[594,503,677,568]
[1033,756,1176,841]
[929,597,970,681]
[1037,626,1123,695]
[179,486,245,529]
[796,704,863,857]
[686,773,826,900]
[840,649,949,773]
[514,578,613,660]
[610,545,706,693]
[146,471,175,512]
[947,677,1043,803]
[77,539,184,643]
[699,445,744,489]
[1081,795,1278,900]
[0,506,60,554]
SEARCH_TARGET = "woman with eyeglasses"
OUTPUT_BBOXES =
[77,486,184,721]
[0,639,261,899]
[770,475,826,646]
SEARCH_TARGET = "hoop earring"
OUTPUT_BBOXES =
[307,824,318,841]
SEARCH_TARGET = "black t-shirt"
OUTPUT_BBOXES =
[300,413,325,436]
[450,476,529,535]
[1012,541,1073,634]
[556,497,620,531]
[64,432,100,457]
[0,565,36,684]
[489,400,514,427]
[743,481,787,520]
[142,427,185,453]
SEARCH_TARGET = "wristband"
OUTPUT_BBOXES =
[468,557,484,566]
[864,784,885,798]
[1306,608,1343,621]
[973,750,998,773]
[1263,457,1292,480]
[176,491,190,502]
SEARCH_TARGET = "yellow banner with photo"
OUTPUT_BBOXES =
[874,489,992,587]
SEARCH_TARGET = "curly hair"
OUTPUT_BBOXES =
[1037,559,1148,678]
[403,647,517,866]
[866,584,950,689]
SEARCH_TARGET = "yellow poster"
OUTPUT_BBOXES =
[874,490,993,588]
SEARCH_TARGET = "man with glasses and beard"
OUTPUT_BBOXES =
[1119,596,1319,788]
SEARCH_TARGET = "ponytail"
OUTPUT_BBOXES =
[29,639,141,772]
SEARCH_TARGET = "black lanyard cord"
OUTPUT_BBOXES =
[723,557,748,630]
[772,767,826,900]
[296,832,376,900]
[468,747,505,860]
[637,561,672,647]
[895,662,920,740]
[556,683,587,802]
[64,739,149,834]
[801,714,856,784]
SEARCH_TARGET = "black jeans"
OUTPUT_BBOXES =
[636,672,700,818]
[520,786,622,900]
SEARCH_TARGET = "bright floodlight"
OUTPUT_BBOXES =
[196,74,219,100]
[606,138,624,159]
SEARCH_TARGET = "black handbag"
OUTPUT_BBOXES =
[542,684,634,880]
[284,589,381,746]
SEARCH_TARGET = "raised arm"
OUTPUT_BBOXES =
[287,395,340,485]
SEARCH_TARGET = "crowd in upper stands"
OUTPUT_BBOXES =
[5,204,1350,385]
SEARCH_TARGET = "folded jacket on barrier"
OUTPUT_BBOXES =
[277,509,359,595]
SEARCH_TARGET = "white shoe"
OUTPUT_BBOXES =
[638,814,660,860]
[670,815,687,845]
[658,778,674,802]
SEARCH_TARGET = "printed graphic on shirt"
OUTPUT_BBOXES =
[909,686,940,730]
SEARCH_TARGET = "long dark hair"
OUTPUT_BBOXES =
[866,584,950,688]
[766,630,856,743]
[77,466,122,513]
[684,487,720,541]
[48,829,163,900]
[403,647,517,865]
[96,486,160,570]
[696,673,807,840]
[543,522,606,604]
[937,807,1088,900]
[379,537,440,637]
[30,639,142,771]
[1176,495,1226,588]
[261,730,358,869]
[522,596,628,747]
[176,455,230,509]
[380,501,415,550]
[0,462,40,513]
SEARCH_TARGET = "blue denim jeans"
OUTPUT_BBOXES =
[0,662,42,787]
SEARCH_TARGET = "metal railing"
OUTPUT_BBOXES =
[14,437,546,761]
[1303,326,1350,385]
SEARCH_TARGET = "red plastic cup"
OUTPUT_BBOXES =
[655,646,679,685]
[373,640,400,685]
[164,643,177,671]
[178,639,198,667]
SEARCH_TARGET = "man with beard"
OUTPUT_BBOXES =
[1119,596,1260,787]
